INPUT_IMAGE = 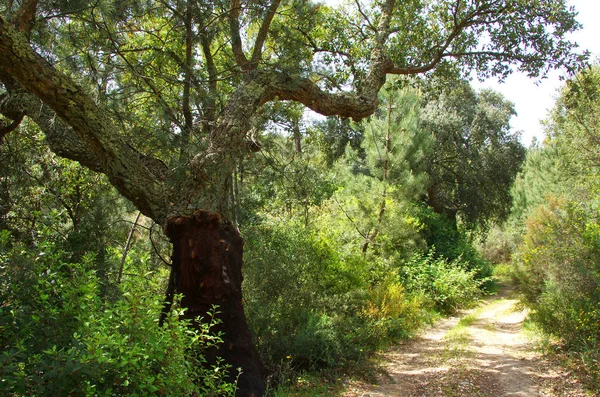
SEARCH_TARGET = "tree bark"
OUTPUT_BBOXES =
[165,210,265,397]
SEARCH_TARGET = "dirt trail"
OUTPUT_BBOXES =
[344,284,592,397]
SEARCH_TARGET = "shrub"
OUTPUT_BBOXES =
[243,220,364,368]
[418,206,493,289]
[400,251,486,314]
[242,219,431,373]
[0,232,235,397]
[513,197,600,391]
[477,225,521,265]
[514,198,600,349]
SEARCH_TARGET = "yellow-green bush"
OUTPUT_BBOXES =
[514,198,600,386]
[400,251,486,314]
[242,219,433,374]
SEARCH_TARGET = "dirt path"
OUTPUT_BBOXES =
[344,284,592,397]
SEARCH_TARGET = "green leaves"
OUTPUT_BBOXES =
[0,243,236,396]
[501,66,600,390]
[421,79,525,231]
[401,251,485,314]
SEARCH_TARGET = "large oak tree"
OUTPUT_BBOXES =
[421,81,526,231]
[0,0,585,395]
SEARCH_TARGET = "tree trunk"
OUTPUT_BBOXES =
[292,118,302,154]
[165,210,265,397]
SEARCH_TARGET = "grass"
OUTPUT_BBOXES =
[269,373,345,396]
[456,312,478,327]
[442,314,476,360]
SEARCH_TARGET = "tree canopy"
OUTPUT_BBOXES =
[421,80,525,231]
[0,0,586,224]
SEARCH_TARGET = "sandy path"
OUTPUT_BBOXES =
[343,285,592,397]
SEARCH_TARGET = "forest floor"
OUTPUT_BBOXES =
[341,283,594,397]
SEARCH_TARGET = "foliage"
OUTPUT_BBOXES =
[239,83,496,379]
[0,0,586,225]
[511,67,600,349]
[482,139,579,267]
[0,126,234,395]
[308,117,364,167]
[546,65,600,170]
[400,251,486,314]
[507,66,600,392]
[324,84,431,257]
[513,197,600,383]
[0,231,236,397]
[242,217,432,374]
[0,122,134,298]
[420,81,526,232]
[237,134,335,225]
[509,141,579,226]
[417,205,493,286]
[0,0,590,393]
[476,226,520,265]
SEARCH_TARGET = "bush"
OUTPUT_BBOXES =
[477,225,521,265]
[0,231,235,397]
[418,206,493,288]
[513,197,600,391]
[243,220,364,369]
[359,279,430,345]
[400,251,486,314]
[242,219,431,373]
[514,198,600,349]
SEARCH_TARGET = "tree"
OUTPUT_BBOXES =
[357,84,431,254]
[0,0,585,395]
[546,65,600,169]
[510,141,578,225]
[420,81,526,231]
[311,116,364,166]
[509,71,600,384]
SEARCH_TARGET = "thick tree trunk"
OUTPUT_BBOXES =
[165,210,265,397]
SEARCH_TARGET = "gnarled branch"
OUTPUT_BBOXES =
[0,16,168,223]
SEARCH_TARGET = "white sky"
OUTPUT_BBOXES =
[319,0,600,146]
[472,0,600,146]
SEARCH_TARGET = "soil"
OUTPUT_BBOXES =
[343,284,594,397]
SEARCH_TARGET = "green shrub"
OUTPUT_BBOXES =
[514,198,600,349]
[477,226,522,265]
[418,206,494,289]
[0,232,235,397]
[243,220,362,368]
[400,251,486,314]
[242,219,430,373]
[290,312,344,370]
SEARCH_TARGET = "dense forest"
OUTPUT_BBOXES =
[0,0,598,396]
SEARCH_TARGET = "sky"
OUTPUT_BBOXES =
[319,0,600,146]
[472,0,600,145]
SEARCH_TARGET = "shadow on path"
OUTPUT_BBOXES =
[344,283,540,397]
